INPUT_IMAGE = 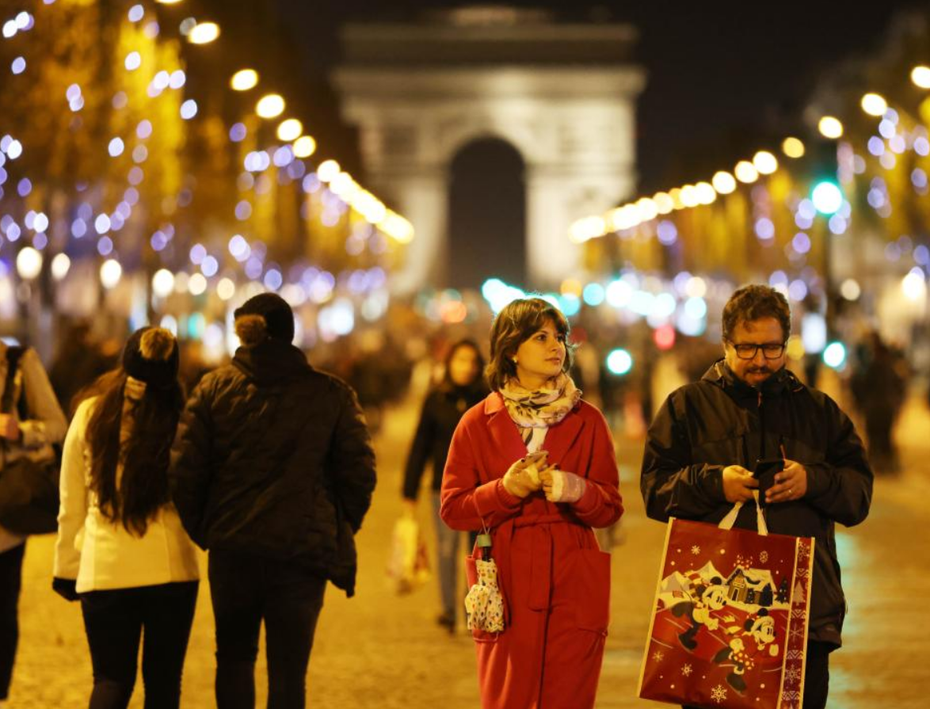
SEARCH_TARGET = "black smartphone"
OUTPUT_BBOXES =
[754,458,784,507]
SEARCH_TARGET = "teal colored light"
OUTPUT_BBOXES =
[540,294,560,309]
[481,277,525,313]
[481,278,505,302]
[606,348,633,376]
[186,313,206,340]
[582,283,605,306]
[822,341,847,369]
[811,181,843,215]
[684,296,707,320]
[559,294,581,317]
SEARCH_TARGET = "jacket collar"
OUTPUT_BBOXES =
[483,392,585,466]
[233,339,311,386]
[702,359,803,401]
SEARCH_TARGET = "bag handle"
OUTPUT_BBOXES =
[1,346,25,415]
[717,491,768,536]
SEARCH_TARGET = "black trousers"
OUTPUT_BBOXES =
[0,542,25,700]
[80,581,199,709]
[209,549,327,709]
[683,640,831,709]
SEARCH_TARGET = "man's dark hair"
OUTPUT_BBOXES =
[485,297,574,392]
[722,285,791,342]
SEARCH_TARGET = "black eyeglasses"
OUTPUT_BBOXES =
[726,340,786,360]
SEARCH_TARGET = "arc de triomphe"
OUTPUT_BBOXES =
[333,7,645,292]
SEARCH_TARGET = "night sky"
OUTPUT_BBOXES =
[269,0,926,192]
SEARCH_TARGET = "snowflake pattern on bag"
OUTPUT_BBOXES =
[464,558,505,633]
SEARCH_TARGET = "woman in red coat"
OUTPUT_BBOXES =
[440,297,623,709]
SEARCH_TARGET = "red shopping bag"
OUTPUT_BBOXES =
[638,497,814,709]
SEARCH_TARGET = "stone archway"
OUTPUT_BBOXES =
[333,6,645,292]
[448,137,526,289]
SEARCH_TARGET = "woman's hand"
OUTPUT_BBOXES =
[539,467,587,503]
[0,414,20,441]
[502,457,544,498]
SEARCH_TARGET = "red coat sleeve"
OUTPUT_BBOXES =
[569,407,624,528]
[439,416,523,531]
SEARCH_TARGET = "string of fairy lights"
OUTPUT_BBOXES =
[0,0,414,350]
[541,62,930,374]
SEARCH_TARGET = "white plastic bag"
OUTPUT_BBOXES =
[386,516,430,594]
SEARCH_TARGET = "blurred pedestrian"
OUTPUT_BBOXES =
[0,339,67,708]
[48,320,119,415]
[52,327,199,709]
[441,297,623,709]
[402,338,487,632]
[850,332,906,474]
[170,293,376,709]
[641,285,873,709]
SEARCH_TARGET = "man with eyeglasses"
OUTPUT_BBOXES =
[640,284,872,709]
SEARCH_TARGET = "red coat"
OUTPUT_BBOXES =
[440,393,623,709]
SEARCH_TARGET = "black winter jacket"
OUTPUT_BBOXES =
[402,383,487,501]
[169,340,376,596]
[641,360,872,647]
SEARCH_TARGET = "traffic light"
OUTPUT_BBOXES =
[807,138,842,214]
[811,180,843,214]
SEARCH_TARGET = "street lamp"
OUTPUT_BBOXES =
[782,137,805,158]
[100,259,122,289]
[50,253,70,281]
[293,135,316,158]
[188,22,220,45]
[653,192,674,214]
[861,93,888,117]
[694,182,716,205]
[152,269,175,298]
[818,116,844,139]
[231,69,259,91]
[317,159,340,182]
[276,118,302,142]
[911,65,930,90]
[734,160,759,184]
[753,150,778,175]
[712,171,737,194]
[256,93,285,119]
[16,247,42,280]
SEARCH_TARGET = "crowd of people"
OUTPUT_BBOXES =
[1,293,376,709]
[3,281,919,708]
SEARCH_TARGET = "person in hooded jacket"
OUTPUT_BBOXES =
[169,293,376,709]
[53,327,199,709]
[402,338,487,632]
[640,284,873,709]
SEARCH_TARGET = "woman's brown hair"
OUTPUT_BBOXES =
[72,335,184,537]
[485,297,574,392]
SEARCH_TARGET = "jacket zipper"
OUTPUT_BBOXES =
[757,389,766,459]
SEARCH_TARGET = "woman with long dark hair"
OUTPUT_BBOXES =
[440,298,623,709]
[53,327,199,709]
[402,338,487,632]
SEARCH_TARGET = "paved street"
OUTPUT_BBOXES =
[8,378,930,708]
